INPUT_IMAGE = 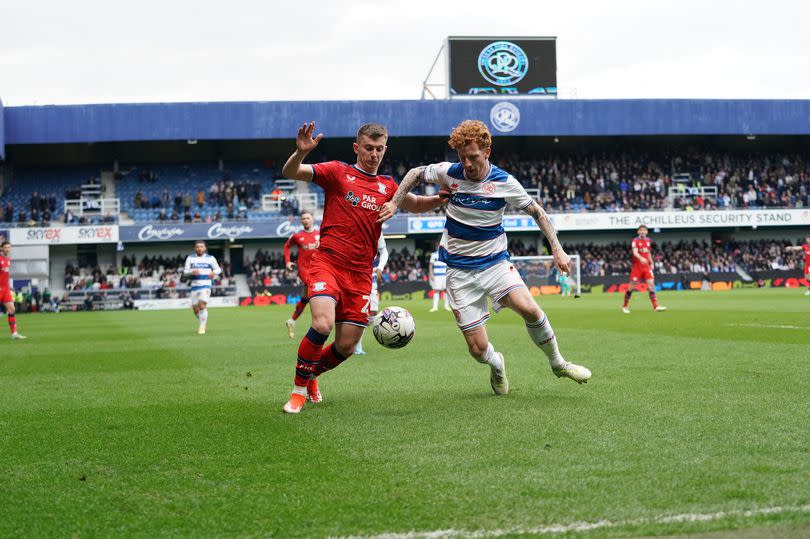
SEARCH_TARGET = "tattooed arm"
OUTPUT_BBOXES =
[378,166,427,222]
[523,201,571,274]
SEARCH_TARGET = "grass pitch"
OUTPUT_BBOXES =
[1,289,809,538]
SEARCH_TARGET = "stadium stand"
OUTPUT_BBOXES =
[60,255,235,310]
[116,161,323,223]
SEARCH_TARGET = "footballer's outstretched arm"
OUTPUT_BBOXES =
[523,201,572,275]
[378,166,427,221]
[400,193,447,213]
[281,122,324,182]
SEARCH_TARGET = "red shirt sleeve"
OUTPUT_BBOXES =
[311,161,339,191]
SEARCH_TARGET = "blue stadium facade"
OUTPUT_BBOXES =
[3,98,810,153]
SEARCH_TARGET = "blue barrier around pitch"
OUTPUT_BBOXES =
[4,99,810,145]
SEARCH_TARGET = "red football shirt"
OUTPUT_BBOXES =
[284,228,320,276]
[0,255,10,289]
[631,237,652,268]
[803,244,810,269]
[311,161,397,272]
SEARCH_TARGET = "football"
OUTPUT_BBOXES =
[372,306,416,349]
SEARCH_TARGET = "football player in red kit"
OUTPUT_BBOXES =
[0,241,26,339]
[280,122,445,413]
[786,234,810,295]
[283,210,320,338]
[622,225,667,313]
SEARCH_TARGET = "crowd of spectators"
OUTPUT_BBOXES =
[570,239,806,276]
[378,151,809,213]
[489,150,810,212]
[130,167,289,222]
[248,237,806,290]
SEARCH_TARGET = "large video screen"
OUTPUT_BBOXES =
[448,37,557,97]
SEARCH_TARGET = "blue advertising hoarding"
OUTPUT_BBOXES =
[119,215,408,242]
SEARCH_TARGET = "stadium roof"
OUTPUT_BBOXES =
[2,99,810,152]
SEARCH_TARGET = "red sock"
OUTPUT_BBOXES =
[294,327,327,387]
[314,343,349,376]
[623,291,632,307]
[291,298,308,321]
[649,291,659,309]
[8,315,16,334]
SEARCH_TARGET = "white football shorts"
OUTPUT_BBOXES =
[429,275,447,291]
[190,288,212,305]
[446,260,527,332]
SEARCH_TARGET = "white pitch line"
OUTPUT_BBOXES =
[331,503,810,539]
[727,323,810,330]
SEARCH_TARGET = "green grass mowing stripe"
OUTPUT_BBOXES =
[0,290,809,537]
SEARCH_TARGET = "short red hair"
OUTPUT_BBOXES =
[448,120,492,150]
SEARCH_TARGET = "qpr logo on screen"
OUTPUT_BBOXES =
[478,41,529,86]
[490,102,520,133]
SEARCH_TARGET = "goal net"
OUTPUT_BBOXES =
[511,255,581,296]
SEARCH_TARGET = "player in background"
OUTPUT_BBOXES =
[428,242,450,312]
[0,241,26,340]
[183,240,222,335]
[558,270,572,298]
[786,234,810,295]
[280,122,446,414]
[284,211,320,338]
[622,225,667,313]
[355,234,389,355]
[379,120,591,395]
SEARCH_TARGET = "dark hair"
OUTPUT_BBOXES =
[300,210,313,218]
[195,240,206,246]
[1,241,9,247]
[357,123,388,141]
[637,225,648,231]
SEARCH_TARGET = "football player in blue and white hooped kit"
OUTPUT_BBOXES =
[183,240,222,335]
[379,120,591,395]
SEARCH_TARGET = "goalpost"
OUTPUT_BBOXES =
[511,255,581,296]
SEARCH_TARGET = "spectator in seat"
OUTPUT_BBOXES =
[171,210,179,222]
[183,192,192,213]
[197,190,205,208]
[4,202,13,223]
[270,186,283,201]
[214,210,222,222]
[48,194,57,213]
[159,209,168,222]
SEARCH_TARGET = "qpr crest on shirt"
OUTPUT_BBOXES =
[482,182,496,194]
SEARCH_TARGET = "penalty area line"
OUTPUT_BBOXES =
[331,503,810,539]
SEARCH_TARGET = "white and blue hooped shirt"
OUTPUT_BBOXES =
[183,253,222,290]
[423,162,534,271]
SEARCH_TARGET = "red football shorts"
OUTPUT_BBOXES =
[630,266,654,283]
[0,288,13,304]
[307,253,372,326]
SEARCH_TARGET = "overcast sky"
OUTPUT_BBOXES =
[1,0,808,106]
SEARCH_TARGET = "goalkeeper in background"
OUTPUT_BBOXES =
[557,269,572,298]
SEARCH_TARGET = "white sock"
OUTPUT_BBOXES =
[472,342,503,371]
[292,385,307,396]
[432,293,439,309]
[526,315,566,369]
[198,308,208,328]
[443,293,449,308]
